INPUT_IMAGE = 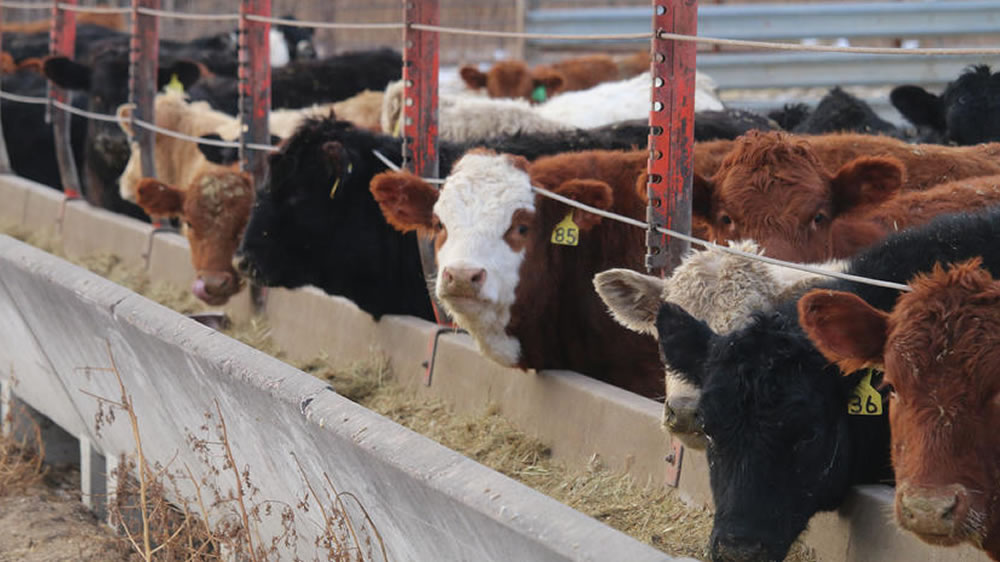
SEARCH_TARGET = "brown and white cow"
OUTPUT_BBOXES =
[135,174,253,305]
[799,259,1000,559]
[370,149,666,398]
[694,130,1000,262]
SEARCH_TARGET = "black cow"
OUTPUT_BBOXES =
[233,117,651,320]
[770,87,902,137]
[188,48,403,115]
[891,64,1000,145]
[656,207,1000,561]
[693,108,780,141]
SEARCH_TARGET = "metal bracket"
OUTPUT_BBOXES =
[664,436,685,487]
[421,326,465,386]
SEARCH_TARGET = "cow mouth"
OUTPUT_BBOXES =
[191,276,242,306]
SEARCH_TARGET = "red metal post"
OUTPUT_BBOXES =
[130,0,160,180]
[646,0,698,274]
[50,0,82,198]
[0,10,12,174]
[239,0,271,190]
[402,0,439,178]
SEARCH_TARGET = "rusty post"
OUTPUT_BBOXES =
[404,0,447,331]
[0,9,12,174]
[239,0,271,190]
[50,0,82,198]
[129,0,160,181]
[646,0,697,274]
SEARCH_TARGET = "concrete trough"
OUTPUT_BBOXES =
[0,174,991,561]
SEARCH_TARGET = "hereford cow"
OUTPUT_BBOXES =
[594,240,846,448]
[371,149,669,397]
[891,64,1000,145]
[135,174,253,304]
[693,130,1000,262]
[799,213,1000,559]
[656,208,1000,561]
[459,51,649,102]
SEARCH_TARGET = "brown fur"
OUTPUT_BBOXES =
[459,51,648,102]
[800,261,1000,557]
[332,90,383,132]
[695,131,1000,262]
[1,12,126,33]
[369,171,440,235]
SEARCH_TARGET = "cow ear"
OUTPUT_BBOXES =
[553,178,613,231]
[656,301,714,388]
[459,65,488,90]
[157,60,202,91]
[42,56,92,90]
[198,133,240,165]
[890,85,946,131]
[135,178,185,219]
[691,172,714,223]
[370,171,439,233]
[116,103,135,137]
[798,289,888,374]
[829,156,904,216]
[593,268,664,336]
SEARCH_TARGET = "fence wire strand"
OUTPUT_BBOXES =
[134,7,239,22]
[56,3,131,15]
[244,14,404,31]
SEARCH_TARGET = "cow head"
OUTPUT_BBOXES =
[656,299,888,561]
[372,150,614,366]
[135,174,253,306]
[891,65,1000,146]
[799,260,1000,555]
[692,131,904,262]
[459,61,563,102]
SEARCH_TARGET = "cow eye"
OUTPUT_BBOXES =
[719,214,732,226]
[517,224,529,235]
[813,212,827,225]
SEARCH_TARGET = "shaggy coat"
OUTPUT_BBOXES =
[694,130,1000,261]
[891,64,1000,145]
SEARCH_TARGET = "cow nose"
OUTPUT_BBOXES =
[710,533,769,562]
[664,394,701,435]
[441,267,487,296]
[897,483,968,538]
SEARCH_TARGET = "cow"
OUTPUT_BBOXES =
[693,130,1000,262]
[459,51,649,103]
[135,174,253,305]
[371,149,671,397]
[594,240,846,448]
[234,117,663,320]
[891,64,1000,145]
[787,87,903,137]
[656,207,1000,561]
[798,211,1000,560]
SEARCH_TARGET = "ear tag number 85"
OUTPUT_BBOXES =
[847,369,882,416]
[550,211,579,246]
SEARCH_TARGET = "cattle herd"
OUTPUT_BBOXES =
[3,12,1000,562]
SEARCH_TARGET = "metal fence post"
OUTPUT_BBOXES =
[239,0,271,190]
[50,0,82,198]
[0,9,12,175]
[646,0,697,275]
[130,0,160,181]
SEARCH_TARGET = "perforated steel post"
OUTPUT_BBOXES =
[0,11,12,174]
[129,0,160,181]
[239,0,271,189]
[403,0,447,333]
[50,0,82,198]
[646,0,697,275]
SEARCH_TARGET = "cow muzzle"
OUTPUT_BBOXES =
[896,482,970,545]
[439,266,487,298]
[710,533,772,562]
[192,271,241,306]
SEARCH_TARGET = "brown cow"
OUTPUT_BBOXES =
[694,130,1000,262]
[460,51,649,103]
[371,149,665,398]
[135,174,253,305]
[799,258,1000,559]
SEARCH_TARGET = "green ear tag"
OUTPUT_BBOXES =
[329,177,340,199]
[550,211,579,246]
[166,73,184,94]
[531,84,548,103]
[847,369,883,416]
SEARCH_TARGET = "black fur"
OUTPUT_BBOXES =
[237,117,652,320]
[792,87,902,137]
[693,108,781,141]
[891,65,1000,145]
[657,207,1000,562]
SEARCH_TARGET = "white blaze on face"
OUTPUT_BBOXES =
[434,152,535,367]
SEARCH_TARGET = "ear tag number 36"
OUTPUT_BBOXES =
[848,369,882,416]
[551,211,579,246]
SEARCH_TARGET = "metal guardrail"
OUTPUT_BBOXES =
[526,1,1000,92]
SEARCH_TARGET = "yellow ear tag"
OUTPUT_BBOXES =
[329,177,340,199]
[847,369,883,416]
[550,211,579,246]
[166,73,184,94]
[392,115,402,137]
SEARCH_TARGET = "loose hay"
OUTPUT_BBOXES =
[0,223,818,561]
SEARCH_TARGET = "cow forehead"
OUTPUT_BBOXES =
[434,153,535,231]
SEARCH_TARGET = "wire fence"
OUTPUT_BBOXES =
[1,0,993,294]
